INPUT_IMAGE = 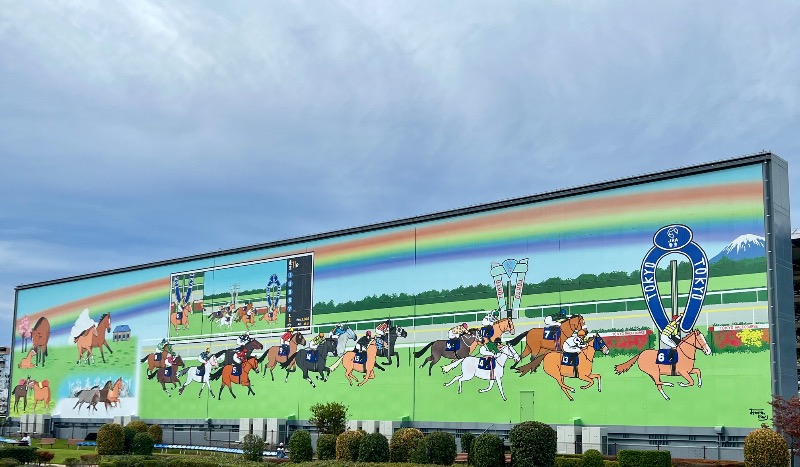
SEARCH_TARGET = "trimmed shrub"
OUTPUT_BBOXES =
[582,449,604,467]
[37,450,55,464]
[132,432,155,455]
[166,457,221,467]
[460,432,476,454]
[289,430,313,463]
[617,449,671,467]
[744,426,789,467]
[359,432,390,462]
[336,430,365,461]
[63,459,80,467]
[472,433,505,467]
[81,454,102,463]
[148,424,164,444]
[126,420,149,433]
[0,458,20,467]
[124,427,137,453]
[427,432,457,465]
[554,458,581,467]
[408,436,429,464]
[0,448,36,464]
[510,421,557,467]
[603,462,618,467]
[317,433,337,460]
[390,427,425,463]
[242,434,265,462]
[97,423,126,455]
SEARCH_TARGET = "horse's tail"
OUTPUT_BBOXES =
[614,354,640,375]
[329,356,344,371]
[516,353,547,377]
[139,354,149,363]
[147,370,157,380]
[441,358,464,374]
[210,368,223,381]
[73,390,82,397]
[508,330,529,346]
[413,341,435,359]
[280,353,297,369]
[177,368,190,378]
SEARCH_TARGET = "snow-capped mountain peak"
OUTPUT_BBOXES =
[710,234,766,263]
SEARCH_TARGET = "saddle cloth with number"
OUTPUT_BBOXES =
[656,349,678,365]
[446,339,460,351]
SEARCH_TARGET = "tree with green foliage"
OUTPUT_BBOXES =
[427,432,457,465]
[316,433,337,460]
[309,402,349,436]
[289,430,313,463]
[97,423,125,455]
[390,428,425,463]
[242,434,265,462]
[743,424,789,467]
[132,432,155,455]
[148,424,163,444]
[472,433,505,467]
[359,432,390,462]
[460,432,475,454]
[581,449,604,467]
[509,421,556,467]
[408,436,429,464]
[336,430,365,461]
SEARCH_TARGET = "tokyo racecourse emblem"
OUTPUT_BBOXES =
[641,225,709,333]
[490,258,529,314]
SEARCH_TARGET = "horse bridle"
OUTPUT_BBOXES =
[677,330,704,360]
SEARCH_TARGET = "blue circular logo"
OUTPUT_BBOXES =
[653,225,693,251]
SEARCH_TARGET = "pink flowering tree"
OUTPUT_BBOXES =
[16,316,31,352]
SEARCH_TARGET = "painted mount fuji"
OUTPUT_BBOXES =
[710,234,766,263]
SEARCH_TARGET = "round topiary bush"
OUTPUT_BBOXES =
[359,432,390,462]
[126,420,149,433]
[336,430,366,461]
[97,422,125,455]
[390,428,425,462]
[427,431,457,465]
[408,436,429,464]
[581,449,604,467]
[317,433,337,460]
[242,433,265,462]
[148,424,163,444]
[461,432,475,454]
[509,421,557,467]
[473,433,505,467]
[289,429,313,463]
[132,432,155,455]
[124,426,137,453]
[744,425,789,467]
[0,458,20,467]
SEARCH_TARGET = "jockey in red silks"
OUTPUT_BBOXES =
[281,328,294,347]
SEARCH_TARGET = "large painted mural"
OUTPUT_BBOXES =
[11,163,774,429]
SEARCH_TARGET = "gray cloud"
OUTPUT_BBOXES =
[1,0,799,344]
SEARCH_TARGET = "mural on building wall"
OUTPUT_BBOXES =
[10,163,774,429]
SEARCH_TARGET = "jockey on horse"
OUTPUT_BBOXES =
[375,320,391,351]
[447,323,470,351]
[232,347,248,376]
[479,309,501,339]
[329,323,347,338]
[562,329,589,377]
[308,332,326,362]
[237,332,252,349]
[279,328,294,355]
[196,347,212,377]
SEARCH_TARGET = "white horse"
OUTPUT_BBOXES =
[218,313,233,330]
[332,327,357,356]
[177,355,219,398]
[441,344,520,401]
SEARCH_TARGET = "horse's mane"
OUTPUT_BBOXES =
[76,326,95,338]
[99,313,110,323]
[90,385,99,390]
[33,316,48,331]
[102,380,112,389]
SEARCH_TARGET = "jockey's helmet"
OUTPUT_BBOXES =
[289,327,294,333]
[318,332,324,337]
[366,331,372,337]
[672,314,680,321]
[461,323,468,329]
[206,347,210,353]
[577,329,588,338]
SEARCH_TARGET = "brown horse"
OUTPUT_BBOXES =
[74,325,97,364]
[614,329,711,401]
[148,355,185,396]
[105,378,124,408]
[328,339,382,387]
[12,377,32,412]
[507,315,586,368]
[212,356,259,399]
[262,332,307,380]
[90,313,114,363]
[473,318,516,342]
[170,304,190,332]
[30,379,51,412]
[31,317,50,367]
[17,349,37,369]
[414,332,483,376]
[235,303,256,329]
[140,349,170,376]
[522,335,609,402]
[258,305,282,325]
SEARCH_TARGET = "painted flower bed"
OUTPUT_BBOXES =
[708,325,769,353]
[596,328,655,356]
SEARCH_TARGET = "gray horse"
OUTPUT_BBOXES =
[73,386,100,412]
[331,326,357,356]
[280,338,339,387]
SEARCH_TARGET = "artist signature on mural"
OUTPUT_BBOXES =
[749,408,769,421]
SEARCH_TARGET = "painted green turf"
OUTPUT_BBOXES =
[137,345,770,429]
[9,339,138,417]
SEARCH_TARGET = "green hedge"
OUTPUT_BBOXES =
[390,428,425,463]
[101,455,165,467]
[554,458,581,467]
[317,434,338,460]
[427,432,457,465]
[289,430,313,463]
[460,432,475,454]
[582,449,604,467]
[617,450,671,467]
[0,458,20,467]
[0,447,38,464]
[336,430,365,461]
[510,421,557,467]
[359,432,390,463]
[472,433,505,467]
[132,432,155,455]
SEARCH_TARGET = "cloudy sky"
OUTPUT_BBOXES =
[1,1,799,346]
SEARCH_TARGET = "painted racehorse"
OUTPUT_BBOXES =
[31,317,50,367]
[258,305,282,326]
[375,326,408,367]
[140,348,172,376]
[523,334,609,401]
[213,339,264,371]
[262,332,306,380]
[329,339,385,387]
[507,314,586,368]
[614,329,711,401]
[105,378,124,408]
[73,386,100,412]
[30,379,51,412]
[414,331,483,376]
[331,326,357,356]
[212,356,259,399]
[148,355,185,396]
[473,318,516,342]
[170,304,190,332]
[12,377,32,412]
[280,338,338,387]
[75,313,113,364]
[90,313,114,363]
[235,303,256,329]
[17,349,37,369]
[178,355,220,398]
[442,343,521,401]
